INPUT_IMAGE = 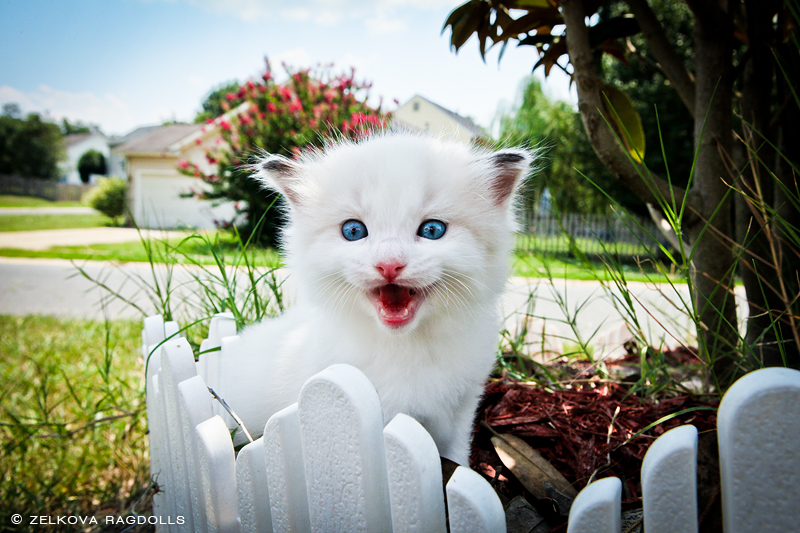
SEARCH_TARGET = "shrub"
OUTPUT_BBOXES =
[179,61,388,247]
[77,149,107,184]
[85,177,127,222]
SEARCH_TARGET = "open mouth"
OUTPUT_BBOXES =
[369,284,424,328]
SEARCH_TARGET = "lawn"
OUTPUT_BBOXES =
[0,195,84,208]
[0,315,150,524]
[0,213,112,232]
[0,230,284,267]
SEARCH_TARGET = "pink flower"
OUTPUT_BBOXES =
[195,138,202,145]
[220,119,231,131]
[267,102,277,112]
[226,92,236,101]
[178,160,190,169]
[289,100,302,113]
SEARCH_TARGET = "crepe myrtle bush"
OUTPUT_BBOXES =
[179,62,389,247]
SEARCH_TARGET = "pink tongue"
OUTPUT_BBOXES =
[379,284,412,311]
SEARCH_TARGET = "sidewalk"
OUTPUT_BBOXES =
[0,227,187,250]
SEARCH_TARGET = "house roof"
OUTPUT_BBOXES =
[403,95,485,139]
[115,123,203,155]
[63,132,104,149]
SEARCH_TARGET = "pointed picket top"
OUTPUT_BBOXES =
[567,477,621,533]
[641,425,698,533]
[718,367,800,533]
[298,364,392,533]
[263,404,311,533]
[383,413,447,533]
[445,465,507,533]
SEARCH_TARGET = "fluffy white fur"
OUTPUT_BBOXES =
[227,132,531,465]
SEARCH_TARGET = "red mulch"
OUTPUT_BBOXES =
[469,373,719,504]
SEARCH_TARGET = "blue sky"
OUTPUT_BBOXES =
[0,0,575,136]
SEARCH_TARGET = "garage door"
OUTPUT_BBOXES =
[135,171,237,229]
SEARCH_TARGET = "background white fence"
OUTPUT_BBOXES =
[143,313,800,532]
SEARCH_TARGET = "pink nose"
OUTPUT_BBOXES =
[375,261,405,283]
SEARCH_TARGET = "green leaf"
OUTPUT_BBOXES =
[601,83,646,162]
[513,0,553,8]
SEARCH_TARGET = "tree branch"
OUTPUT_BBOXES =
[561,0,690,212]
[625,0,696,117]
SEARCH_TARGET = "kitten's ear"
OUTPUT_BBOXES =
[482,148,533,207]
[252,154,304,206]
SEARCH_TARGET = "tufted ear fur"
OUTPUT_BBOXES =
[482,148,533,207]
[252,154,304,206]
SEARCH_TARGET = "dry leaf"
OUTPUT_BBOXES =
[492,433,578,500]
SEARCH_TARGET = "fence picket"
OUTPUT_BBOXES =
[383,413,447,533]
[445,466,507,533]
[641,425,698,533]
[718,367,800,533]
[236,437,273,533]
[263,404,312,533]
[566,477,621,533]
[196,416,241,533]
[160,339,198,533]
[142,314,800,533]
[298,364,393,533]
[178,375,216,533]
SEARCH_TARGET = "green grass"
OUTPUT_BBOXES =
[0,231,284,267]
[0,315,151,523]
[0,213,112,232]
[0,195,84,208]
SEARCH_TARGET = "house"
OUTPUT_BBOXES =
[59,132,110,184]
[114,123,236,230]
[393,95,485,143]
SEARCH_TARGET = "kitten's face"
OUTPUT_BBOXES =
[256,134,530,332]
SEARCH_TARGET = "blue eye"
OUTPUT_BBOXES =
[342,219,368,241]
[418,220,447,240]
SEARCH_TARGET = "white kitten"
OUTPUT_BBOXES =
[227,132,531,465]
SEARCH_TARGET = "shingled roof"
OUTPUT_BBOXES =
[115,123,203,155]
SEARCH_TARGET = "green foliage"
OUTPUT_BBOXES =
[60,118,95,135]
[195,80,241,124]
[0,316,150,521]
[85,177,126,222]
[77,149,107,183]
[180,62,388,247]
[0,110,64,180]
[500,77,634,214]
[599,0,695,190]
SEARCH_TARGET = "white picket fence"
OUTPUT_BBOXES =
[143,313,800,532]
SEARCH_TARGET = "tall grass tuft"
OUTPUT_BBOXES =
[0,316,150,528]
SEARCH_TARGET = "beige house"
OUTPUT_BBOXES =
[115,123,237,229]
[393,95,485,143]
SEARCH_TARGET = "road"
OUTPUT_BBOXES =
[0,256,747,355]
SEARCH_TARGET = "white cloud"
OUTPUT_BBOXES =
[281,7,312,21]
[140,0,451,24]
[0,85,137,135]
[270,47,313,70]
[364,11,407,34]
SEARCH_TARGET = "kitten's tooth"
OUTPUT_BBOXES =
[402,308,409,317]
[380,307,387,317]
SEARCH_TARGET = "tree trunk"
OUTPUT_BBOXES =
[563,0,742,389]
[685,0,741,388]
[735,0,800,368]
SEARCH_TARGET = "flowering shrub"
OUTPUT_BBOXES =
[179,62,389,246]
